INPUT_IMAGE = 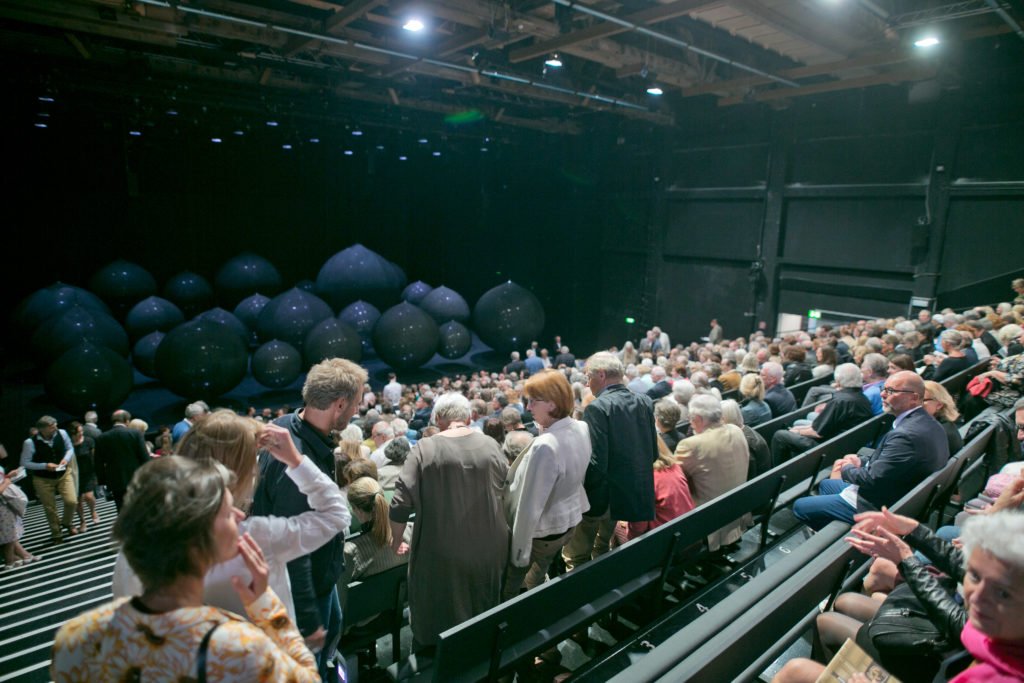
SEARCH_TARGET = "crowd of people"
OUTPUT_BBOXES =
[2,285,1023,681]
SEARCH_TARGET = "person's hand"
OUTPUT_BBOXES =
[304,627,326,653]
[231,533,269,606]
[258,424,302,468]
[395,542,410,555]
[988,474,1024,514]
[853,506,918,536]
[46,462,58,471]
[847,526,913,564]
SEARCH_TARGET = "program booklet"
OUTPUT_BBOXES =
[815,638,901,683]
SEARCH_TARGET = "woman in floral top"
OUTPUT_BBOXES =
[52,456,318,682]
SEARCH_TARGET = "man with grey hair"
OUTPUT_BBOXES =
[83,411,102,440]
[654,399,683,453]
[368,420,396,468]
[760,361,796,417]
[502,429,534,465]
[770,363,874,467]
[646,364,672,400]
[504,350,526,376]
[554,345,576,369]
[94,409,150,513]
[252,357,364,676]
[861,352,889,415]
[21,415,76,543]
[671,379,696,424]
[171,400,210,444]
[562,352,658,570]
[675,394,749,550]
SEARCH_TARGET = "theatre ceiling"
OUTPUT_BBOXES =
[2,0,1022,136]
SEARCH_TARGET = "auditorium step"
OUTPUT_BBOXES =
[0,498,119,683]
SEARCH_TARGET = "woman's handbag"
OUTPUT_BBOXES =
[966,375,992,398]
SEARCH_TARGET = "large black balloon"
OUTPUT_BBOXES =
[339,300,381,355]
[45,343,134,415]
[437,320,473,359]
[419,286,471,324]
[256,288,333,351]
[132,331,165,378]
[316,244,404,310]
[164,271,213,318]
[372,303,439,370]
[12,282,110,338]
[304,318,362,367]
[125,296,184,340]
[195,308,249,345]
[401,281,433,306]
[233,293,271,345]
[215,253,283,309]
[252,340,303,388]
[31,305,129,365]
[473,281,546,353]
[155,320,249,399]
[295,279,316,294]
[89,260,158,318]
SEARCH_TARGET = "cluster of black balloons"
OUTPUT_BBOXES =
[15,245,545,414]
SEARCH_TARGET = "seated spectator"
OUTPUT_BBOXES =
[670,379,696,424]
[54,456,318,681]
[782,346,813,386]
[620,438,694,542]
[887,352,915,375]
[719,358,742,391]
[961,345,1024,420]
[654,399,684,453]
[739,373,772,427]
[771,364,873,467]
[721,399,770,480]
[792,371,949,530]
[646,365,672,400]
[338,477,408,607]
[378,437,410,491]
[923,380,964,456]
[501,406,537,437]
[483,417,505,445]
[675,395,751,551]
[761,362,797,417]
[860,352,889,415]
[812,345,838,379]
[501,429,534,466]
[922,329,972,382]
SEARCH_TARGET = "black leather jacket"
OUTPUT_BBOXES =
[896,524,968,642]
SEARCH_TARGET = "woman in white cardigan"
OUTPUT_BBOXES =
[112,410,349,628]
[503,370,591,599]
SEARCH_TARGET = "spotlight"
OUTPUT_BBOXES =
[211,137,222,143]
[344,150,354,156]
[914,36,939,48]
[129,130,142,137]
[399,155,408,161]
[544,53,563,68]
[266,120,279,127]
[403,18,425,32]
[233,130,245,136]
[282,144,292,150]
[352,130,364,136]
[646,86,664,96]
[432,151,441,157]
[418,138,428,144]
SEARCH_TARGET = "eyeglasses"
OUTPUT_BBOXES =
[880,386,918,395]
[1017,423,1024,432]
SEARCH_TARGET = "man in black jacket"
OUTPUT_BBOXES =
[252,357,365,677]
[94,410,150,512]
[562,352,658,570]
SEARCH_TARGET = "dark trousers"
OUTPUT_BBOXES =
[770,430,819,468]
[316,586,343,679]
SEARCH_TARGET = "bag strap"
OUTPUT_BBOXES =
[197,622,222,683]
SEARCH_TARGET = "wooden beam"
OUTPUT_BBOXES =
[509,0,716,64]
[283,0,384,56]
[717,66,937,105]
[728,0,850,60]
[433,27,488,57]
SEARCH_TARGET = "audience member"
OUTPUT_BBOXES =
[171,401,209,444]
[95,410,150,513]
[739,373,772,427]
[760,362,797,417]
[20,416,76,543]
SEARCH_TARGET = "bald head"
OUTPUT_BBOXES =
[882,370,925,415]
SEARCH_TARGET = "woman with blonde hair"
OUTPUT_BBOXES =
[739,373,772,427]
[338,476,407,603]
[923,380,964,455]
[113,409,349,628]
[621,438,693,541]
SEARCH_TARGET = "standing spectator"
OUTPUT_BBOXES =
[68,421,99,533]
[251,358,364,677]
[20,416,77,543]
[171,401,210,444]
[1,444,38,568]
[382,373,403,407]
[389,393,509,652]
[524,348,545,376]
[708,319,724,345]
[94,410,150,513]
[562,352,657,570]
[82,411,102,440]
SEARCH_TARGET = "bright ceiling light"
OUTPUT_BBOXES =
[403,18,425,32]
[646,86,664,96]
[544,54,563,68]
[914,36,940,47]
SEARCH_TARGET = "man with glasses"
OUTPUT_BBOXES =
[793,371,949,530]
[562,352,658,569]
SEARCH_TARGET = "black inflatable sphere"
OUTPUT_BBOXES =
[195,308,249,345]
[125,296,184,340]
[215,252,283,309]
[419,286,471,324]
[295,279,316,294]
[372,303,440,370]
[472,281,546,353]
[304,318,362,367]
[31,305,130,366]
[401,281,433,306]
[132,331,165,378]
[164,271,213,318]
[13,282,111,338]
[155,320,249,399]
[233,293,271,345]
[256,288,333,351]
[339,300,381,356]
[45,343,134,415]
[389,261,409,290]
[437,320,473,359]
[316,244,403,310]
[89,260,158,318]
[252,340,303,389]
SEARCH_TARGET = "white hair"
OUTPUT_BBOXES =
[432,392,472,424]
[834,363,863,388]
[391,418,409,435]
[688,394,722,426]
[672,379,695,405]
[650,365,666,381]
[997,324,1022,347]
[761,362,784,381]
[720,399,744,428]
[960,511,1024,573]
[339,424,363,442]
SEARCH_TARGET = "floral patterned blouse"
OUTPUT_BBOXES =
[988,354,1024,408]
[51,588,318,682]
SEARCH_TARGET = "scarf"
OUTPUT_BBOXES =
[950,621,1024,683]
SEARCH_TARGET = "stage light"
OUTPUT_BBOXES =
[480,147,489,152]
[352,130,363,136]
[38,96,55,103]
[211,137,222,143]
[129,130,142,136]
[34,123,47,128]
[309,138,320,143]
[399,155,408,161]
[418,138,428,144]
[282,144,292,150]
[432,151,441,157]
[266,120,279,127]
[647,86,664,96]
[344,150,354,156]
[166,109,178,116]
[403,18,425,32]
[544,53,563,68]
[914,36,939,48]
[233,130,245,136]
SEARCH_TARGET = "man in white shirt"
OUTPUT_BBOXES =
[382,373,403,407]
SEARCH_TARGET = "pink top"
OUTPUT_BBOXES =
[626,464,695,540]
